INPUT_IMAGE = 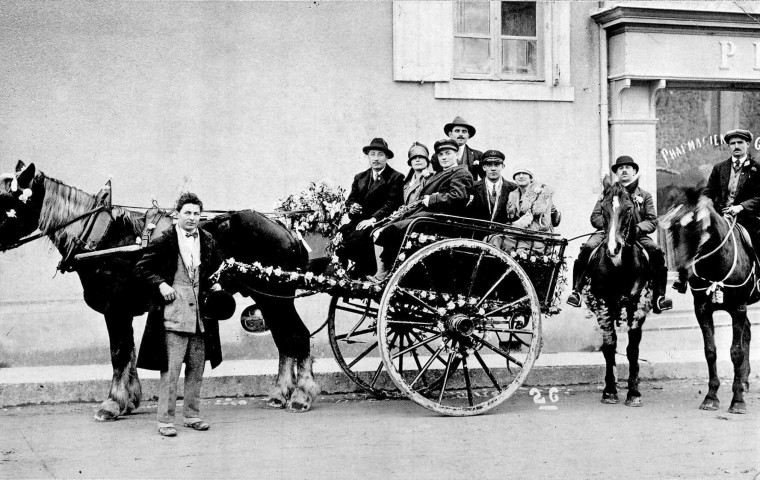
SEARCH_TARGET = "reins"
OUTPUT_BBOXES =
[0,204,107,252]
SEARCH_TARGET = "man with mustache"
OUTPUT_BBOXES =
[672,128,760,293]
[431,116,483,180]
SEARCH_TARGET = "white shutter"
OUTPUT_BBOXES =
[393,1,453,82]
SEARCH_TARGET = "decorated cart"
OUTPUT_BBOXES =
[213,201,567,417]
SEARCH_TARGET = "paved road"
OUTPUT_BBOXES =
[1,380,757,480]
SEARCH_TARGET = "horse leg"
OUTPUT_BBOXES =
[265,354,296,409]
[625,327,643,407]
[740,315,751,394]
[94,312,140,421]
[728,307,749,414]
[695,300,720,411]
[288,356,320,413]
[597,304,619,404]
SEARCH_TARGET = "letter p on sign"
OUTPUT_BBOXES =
[720,41,736,70]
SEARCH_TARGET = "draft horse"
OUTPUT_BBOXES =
[582,179,652,406]
[660,185,753,414]
[0,161,319,420]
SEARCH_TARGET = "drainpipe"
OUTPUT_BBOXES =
[598,23,609,183]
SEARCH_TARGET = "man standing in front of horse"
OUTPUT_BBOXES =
[672,128,760,293]
[337,137,404,276]
[135,192,226,437]
[567,156,673,313]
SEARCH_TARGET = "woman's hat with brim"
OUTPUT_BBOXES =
[362,138,394,159]
[203,289,236,321]
[512,165,534,179]
[407,142,430,165]
[444,116,476,138]
[611,155,639,173]
[724,129,753,144]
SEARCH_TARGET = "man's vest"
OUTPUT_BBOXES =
[163,254,204,334]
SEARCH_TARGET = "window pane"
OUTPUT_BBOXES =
[501,1,536,37]
[455,38,492,75]
[501,39,536,75]
[455,2,490,35]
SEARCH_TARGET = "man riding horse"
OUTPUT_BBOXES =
[567,155,673,313]
[672,128,760,294]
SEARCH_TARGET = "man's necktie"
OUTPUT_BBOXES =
[185,231,198,238]
[490,186,497,207]
[734,161,742,173]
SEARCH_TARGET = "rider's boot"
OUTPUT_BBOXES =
[671,267,688,294]
[566,258,584,308]
[652,267,673,314]
[367,244,390,284]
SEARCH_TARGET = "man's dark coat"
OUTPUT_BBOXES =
[134,228,225,371]
[467,178,518,224]
[703,155,760,234]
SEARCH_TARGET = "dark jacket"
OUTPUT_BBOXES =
[346,166,404,223]
[703,156,760,228]
[467,178,517,223]
[590,179,657,236]
[134,227,225,371]
[432,145,483,180]
[418,165,474,216]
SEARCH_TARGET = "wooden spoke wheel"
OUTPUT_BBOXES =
[327,296,401,398]
[377,239,542,416]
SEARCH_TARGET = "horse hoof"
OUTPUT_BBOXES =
[728,402,747,414]
[264,397,288,409]
[601,393,619,404]
[286,401,311,413]
[93,409,119,422]
[624,396,642,407]
[699,400,720,411]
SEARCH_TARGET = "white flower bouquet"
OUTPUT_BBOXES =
[275,181,347,243]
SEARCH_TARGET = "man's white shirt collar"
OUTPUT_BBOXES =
[176,224,200,272]
[733,155,749,168]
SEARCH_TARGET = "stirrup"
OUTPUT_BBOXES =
[566,291,582,308]
[652,296,673,314]
[671,281,687,294]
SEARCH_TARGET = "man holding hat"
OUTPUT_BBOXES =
[337,138,404,276]
[672,128,760,293]
[371,138,474,281]
[567,156,673,313]
[432,116,483,180]
[467,149,517,223]
[134,192,227,436]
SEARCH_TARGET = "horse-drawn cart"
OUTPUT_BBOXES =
[214,214,567,416]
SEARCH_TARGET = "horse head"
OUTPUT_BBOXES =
[600,177,635,264]
[0,161,44,249]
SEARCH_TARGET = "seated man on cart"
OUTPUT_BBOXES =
[466,149,516,224]
[369,138,473,282]
[337,138,404,276]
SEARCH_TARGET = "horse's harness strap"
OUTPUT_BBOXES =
[690,215,756,293]
[0,204,107,252]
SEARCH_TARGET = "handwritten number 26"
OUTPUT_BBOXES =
[530,387,559,404]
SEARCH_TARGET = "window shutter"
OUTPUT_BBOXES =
[393,1,453,82]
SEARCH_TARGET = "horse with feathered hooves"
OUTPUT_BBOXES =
[581,178,653,407]
[0,161,319,420]
[660,184,753,414]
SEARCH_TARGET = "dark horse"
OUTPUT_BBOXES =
[582,178,651,406]
[659,184,753,414]
[0,161,319,420]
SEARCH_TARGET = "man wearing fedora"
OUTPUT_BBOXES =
[371,138,473,282]
[134,192,228,437]
[672,128,760,293]
[466,149,517,223]
[567,156,673,313]
[337,138,404,276]
[432,116,483,180]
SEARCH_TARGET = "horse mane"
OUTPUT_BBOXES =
[39,174,143,252]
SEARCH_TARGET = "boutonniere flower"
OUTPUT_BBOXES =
[473,160,480,166]
[6,209,16,218]
[634,195,644,204]
[421,170,431,178]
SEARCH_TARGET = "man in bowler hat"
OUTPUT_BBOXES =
[672,128,760,293]
[567,156,673,313]
[432,116,483,180]
[338,138,404,275]
[466,149,517,223]
[134,192,227,437]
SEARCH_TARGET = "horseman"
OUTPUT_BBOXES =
[672,128,760,294]
[567,155,673,313]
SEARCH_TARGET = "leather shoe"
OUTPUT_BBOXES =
[158,425,177,437]
[671,281,687,294]
[566,291,582,308]
[183,419,210,431]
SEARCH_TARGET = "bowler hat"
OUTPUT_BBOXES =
[362,138,394,159]
[444,116,476,138]
[407,142,430,165]
[611,155,639,173]
[203,289,236,321]
[512,165,534,179]
[724,129,753,144]
[481,150,505,164]
[434,138,459,154]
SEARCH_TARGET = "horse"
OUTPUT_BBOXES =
[582,178,652,406]
[0,161,319,420]
[659,184,753,414]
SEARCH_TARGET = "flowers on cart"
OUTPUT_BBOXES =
[509,248,561,265]
[275,181,347,237]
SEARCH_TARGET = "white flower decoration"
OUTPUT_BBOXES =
[18,188,32,203]
[634,195,644,204]
[6,209,16,218]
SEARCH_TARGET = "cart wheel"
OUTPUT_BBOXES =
[377,238,541,416]
[327,296,401,398]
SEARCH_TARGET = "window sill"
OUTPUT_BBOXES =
[434,79,575,102]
